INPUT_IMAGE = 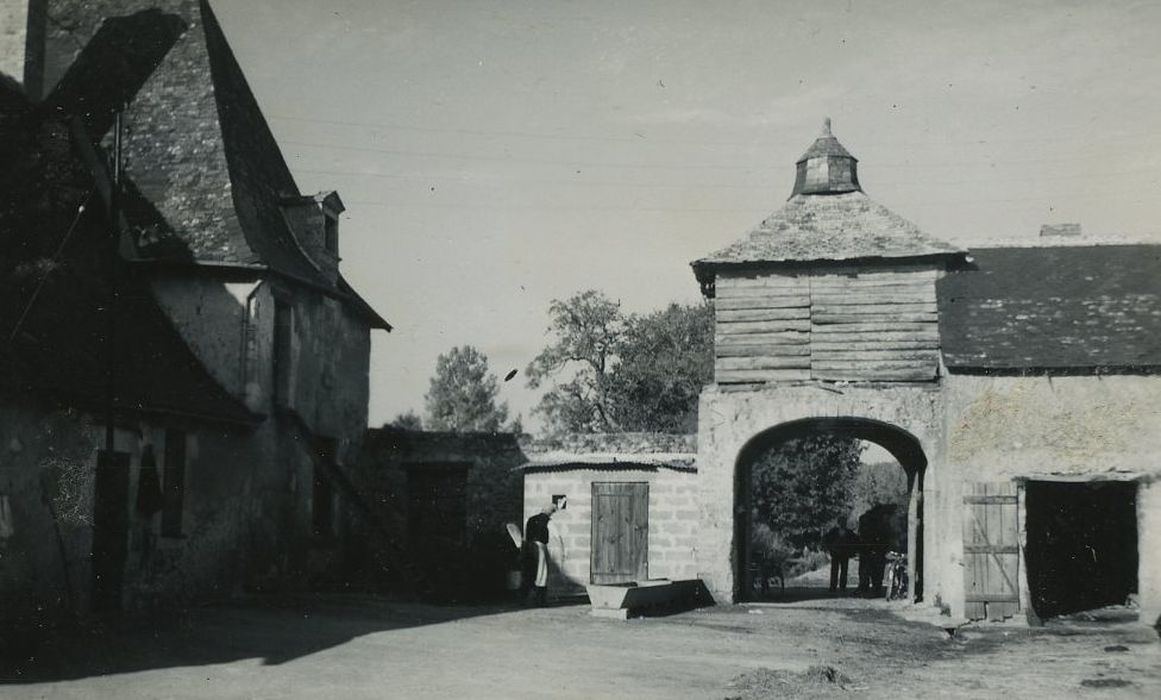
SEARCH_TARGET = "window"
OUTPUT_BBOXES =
[161,429,186,537]
[272,300,292,408]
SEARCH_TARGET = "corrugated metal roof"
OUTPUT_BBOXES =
[516,452,698,472]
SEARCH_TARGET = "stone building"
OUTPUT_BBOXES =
[0,0,388,625]
[518,433,698,598]
[354,431,699,601]
[691,120,1161,625]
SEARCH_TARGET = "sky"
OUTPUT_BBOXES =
[213,0,1161,431]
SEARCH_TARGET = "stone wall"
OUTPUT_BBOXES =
[354,429,526,596]
[523,465,699,597]
[944,373,1161,626]
[0,395,316,627]
[696,382,947,607]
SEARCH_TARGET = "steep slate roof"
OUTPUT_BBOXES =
[938,245,1161,371]
[42,0,389,329]
[0,88,258,425]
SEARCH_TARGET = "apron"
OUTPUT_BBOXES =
[533,541,549,587]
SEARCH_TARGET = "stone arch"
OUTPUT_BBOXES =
[734,417,927,602]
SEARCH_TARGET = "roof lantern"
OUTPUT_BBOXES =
[791,117,861,196]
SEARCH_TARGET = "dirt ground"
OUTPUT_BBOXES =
[2,593,1158,699]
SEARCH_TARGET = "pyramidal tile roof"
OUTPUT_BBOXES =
[697,190,963,266]
[693,122,963,286]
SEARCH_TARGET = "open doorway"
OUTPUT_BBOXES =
[735,418,926,604]
[1025,480,1138,619]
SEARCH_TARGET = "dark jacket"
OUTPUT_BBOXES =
[525,513,551,545]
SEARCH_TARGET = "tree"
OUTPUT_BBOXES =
[525,290,713,435]
[424,346,511,432]
[750,435,865,550]
[611,302,713,433]
[388,410,423,430]
[526,291,625,433]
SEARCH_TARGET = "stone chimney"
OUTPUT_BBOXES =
[791,117,862,197]
[0,0,45,98]
[1039,223,1082,238]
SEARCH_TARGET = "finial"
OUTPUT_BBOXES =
[821,117,832,137]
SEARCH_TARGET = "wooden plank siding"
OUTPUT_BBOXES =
[590,482,649,585]
[714,270,941,385]
[962,482,1021,621]
[715,273,811,384]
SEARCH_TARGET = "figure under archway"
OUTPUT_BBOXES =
[736,418,926,603]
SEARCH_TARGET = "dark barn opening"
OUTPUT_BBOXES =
[1025,481,1138,619]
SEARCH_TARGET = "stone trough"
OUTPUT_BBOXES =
[586,578,706,619]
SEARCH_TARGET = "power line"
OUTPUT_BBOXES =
[291,163,1158,189]
[280,136,1160,173]
[267,112,1161,148]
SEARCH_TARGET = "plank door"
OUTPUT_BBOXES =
[963,482,1020,620]
[590,482,649,584]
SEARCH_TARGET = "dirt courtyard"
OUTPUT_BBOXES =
[2,594,1158,699]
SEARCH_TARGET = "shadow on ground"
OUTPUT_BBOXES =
[0,594,521,684]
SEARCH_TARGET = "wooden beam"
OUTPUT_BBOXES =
[717,319,812,334]
[716,297,811,311]
[717,308,811,322]
[715,344,811,358]
[717,356,812,371]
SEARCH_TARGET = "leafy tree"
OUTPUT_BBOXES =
[526,290,713,434]
[388,410,423,430]
[611,302,713,433]
[526,291,625,433]
[750,435,865,550]
[424,345,511,432]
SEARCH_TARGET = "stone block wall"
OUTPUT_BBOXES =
[696,383,946,607]
[354,429,526,595]
[523,465,699,596]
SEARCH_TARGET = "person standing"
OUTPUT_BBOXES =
[522,503,557,606]
[823,517,855,593]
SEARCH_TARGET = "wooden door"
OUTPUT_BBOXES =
[963,482,1020,620]
[590,482,648,584]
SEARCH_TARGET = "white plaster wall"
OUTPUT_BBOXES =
[945,373,1161,623]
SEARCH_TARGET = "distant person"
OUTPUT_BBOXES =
[858,506,893,595]
[522,502,557,606]
[823,517,856,593]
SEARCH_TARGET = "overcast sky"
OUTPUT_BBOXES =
[214,0,1161,431]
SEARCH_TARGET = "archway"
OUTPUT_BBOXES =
[734,417,927,603]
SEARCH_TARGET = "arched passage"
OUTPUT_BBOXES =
[734,417,928,602]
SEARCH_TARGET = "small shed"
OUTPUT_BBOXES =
[518,434,698,597]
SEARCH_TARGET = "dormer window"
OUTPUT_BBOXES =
[324,214,339,255]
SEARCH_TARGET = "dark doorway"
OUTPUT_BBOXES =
[590,482,649,584]
[1025,480,1138,619]
[91,450,131,611]
[406,465,469,600]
